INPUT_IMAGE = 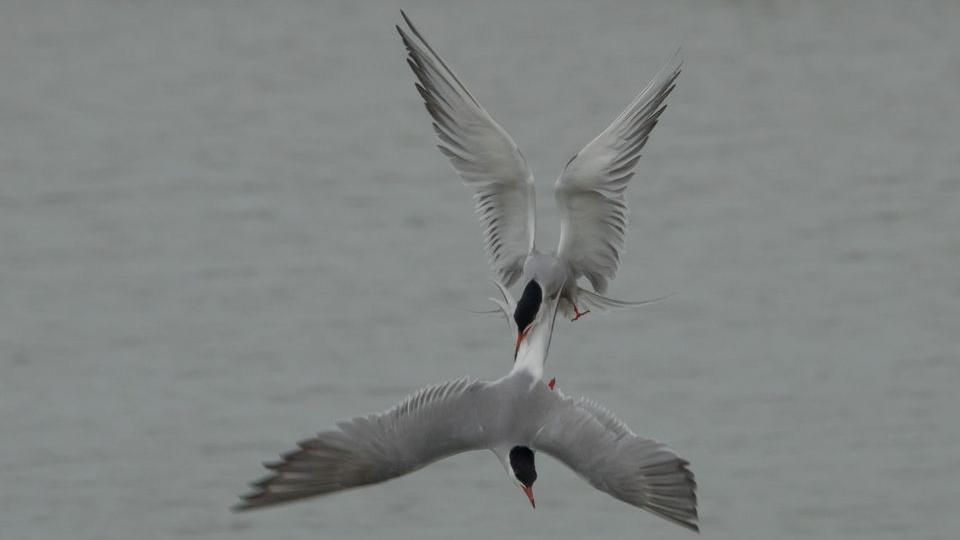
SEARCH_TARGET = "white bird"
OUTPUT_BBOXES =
[397,12,682,357]
[235,292,698,532]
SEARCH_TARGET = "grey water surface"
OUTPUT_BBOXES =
[2,1,958,539]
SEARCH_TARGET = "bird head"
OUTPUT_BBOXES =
[513,280,543,359]
[496,445,537,509]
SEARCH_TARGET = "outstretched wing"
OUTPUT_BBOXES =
[533,391,698,531]
[398,11,536,286]
[555,55,681,293]
[235,377,487,510]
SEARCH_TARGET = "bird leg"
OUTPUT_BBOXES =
[547,378,556,390]
[571,304,591,321]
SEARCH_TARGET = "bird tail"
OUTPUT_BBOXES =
[573,287,675,314]
[486,279,518,334]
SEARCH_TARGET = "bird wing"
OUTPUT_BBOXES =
[235,377,489,510]
[532,390,698,531]
[398,11,536,286]
[554,55,680,293]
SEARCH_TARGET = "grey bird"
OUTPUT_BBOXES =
[398,12,681,357]
[234,293,698,531]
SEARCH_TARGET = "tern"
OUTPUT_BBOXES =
[398,12,682,357]
[235,293,698,531]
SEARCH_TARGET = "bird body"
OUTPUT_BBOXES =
[519,251,628,322]
[521,252,572,301]
[235,294,698,531]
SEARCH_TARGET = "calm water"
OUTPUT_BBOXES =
[2,1,958,539]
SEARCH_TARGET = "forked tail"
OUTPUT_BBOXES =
[571,287,675,313]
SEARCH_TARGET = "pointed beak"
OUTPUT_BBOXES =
[514,325,533,359]
[520,485,536,509]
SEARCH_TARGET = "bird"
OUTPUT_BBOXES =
[397,12,681,357]
[234,293,698,532]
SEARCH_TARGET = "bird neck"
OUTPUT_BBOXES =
[509,296,559,381]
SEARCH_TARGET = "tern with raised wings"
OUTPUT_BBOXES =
[398,12,681,357]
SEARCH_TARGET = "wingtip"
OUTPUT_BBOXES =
[396,9,415,42]
[400,9,414,29]
[649,47,682,84]
[231,497,255,513]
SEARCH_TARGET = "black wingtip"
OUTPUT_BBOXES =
[400,9,415,31]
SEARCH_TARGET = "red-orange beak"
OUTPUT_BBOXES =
[520,485,536,509]
[514,325,533,359]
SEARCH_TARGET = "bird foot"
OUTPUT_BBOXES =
[547,378,556,390]
[571,307,590,321]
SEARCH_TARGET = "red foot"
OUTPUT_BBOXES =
[571,306,591,321]
[547,378,556,390]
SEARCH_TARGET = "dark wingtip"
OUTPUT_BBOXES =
[400,9,413,29]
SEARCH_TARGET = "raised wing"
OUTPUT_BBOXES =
[398,11,536,286]
[235,377,487,510]
[555,56,681,293]
[533,391,698,531]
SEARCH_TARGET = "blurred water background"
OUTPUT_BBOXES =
[2,1,958,539]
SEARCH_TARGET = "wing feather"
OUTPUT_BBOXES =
[534,391,698,531]
[398,12,535,286]
[555,55,681,293]
[235,377,487,511]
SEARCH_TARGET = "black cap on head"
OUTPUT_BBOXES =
[513,280,542,332]
[509,446,537,487]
